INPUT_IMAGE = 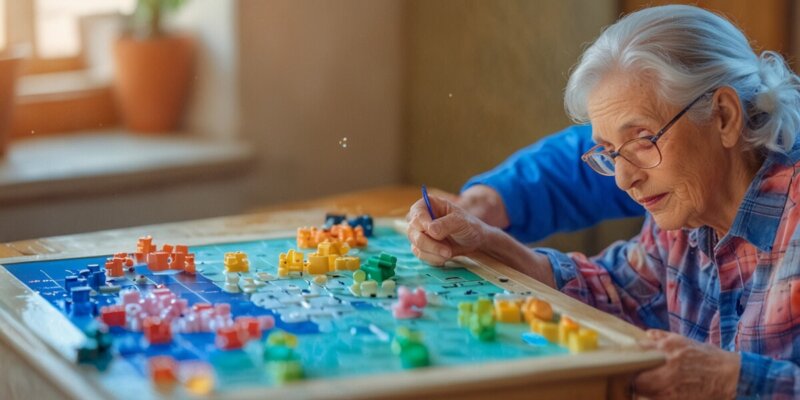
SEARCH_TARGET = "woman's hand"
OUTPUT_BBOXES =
[406,195,489,266]
[634,330,740,400]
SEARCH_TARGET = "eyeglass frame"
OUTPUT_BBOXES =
[580,90,714,176]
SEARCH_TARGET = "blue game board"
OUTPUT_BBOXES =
[3,226,568,396]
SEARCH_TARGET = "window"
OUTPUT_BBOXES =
[34,0,135,59]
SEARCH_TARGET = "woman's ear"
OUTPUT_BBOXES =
[713,86,744,148]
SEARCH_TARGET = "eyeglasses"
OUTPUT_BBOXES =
[581,91,712,176]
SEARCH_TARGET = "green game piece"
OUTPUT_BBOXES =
[270,359,304,384]
[391,327,430,369]
[457,302,473,328]
[459,297,496,341]
[362,252,397,283]
[263,329,304,384]
[266,330,297,348]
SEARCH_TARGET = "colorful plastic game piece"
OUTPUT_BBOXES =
[392,286,427,319]
[568,328,599,353]
[323,213,347,228]
[147,251,170,272]
[522,298,553,322]
[334,256,360,271]
[169,252,186,271]
[494,299,522,323]
[391,327,430,369]
[559,316,580,345]
[215,326,245,350]
[99,304,126,327]
[360,280,379,297]
[264,330,304,384]
[538,321,559,343]
[143,317,172,345]
[70,286,93,316]
[184,254,196,274]
[137,236,156,255]
[76,324,114,371]
[105,258,124,278]
[278,249,305,277]
[468,297,496,341]
[347,214,374,237]
[350,270,366,296]
[224,251,249,273]
[457,302,472,328]
[181,361,215,395]
[305,253,330,275]
[362,252,397,283]
[223,272,241,293]
[148,355,178,391]
[380,279,397,297]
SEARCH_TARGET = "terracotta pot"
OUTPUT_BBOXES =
[0,57,20,156]
[113,35,195,133]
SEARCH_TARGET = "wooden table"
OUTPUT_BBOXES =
[0,185,663,399]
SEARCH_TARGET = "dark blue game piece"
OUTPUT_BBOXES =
[71,286,93,316]
[64,275,78,293]
[323,213,347,230]
[90,271,106,290]
[79,269,91,278]
[348,214,374,237]
[87,264,100,274]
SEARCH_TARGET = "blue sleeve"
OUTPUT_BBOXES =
[737,351,800,399]
[462,124,644,243]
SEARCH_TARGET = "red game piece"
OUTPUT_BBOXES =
[143,317,172,345]
[148,355,178,388]
[215,326,244,350]
[99,305,126,327]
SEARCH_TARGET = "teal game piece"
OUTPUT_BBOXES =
[77,324,114,371]
[362,252,397,283]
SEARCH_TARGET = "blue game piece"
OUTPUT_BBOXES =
[521,332,551,347]
[348,214,374,237]
[323,213,347,229]
[79,269,91,278]
[87,264,100,274]
[64,275,78,293]
[71,286,92,316]
[90,271,106,290]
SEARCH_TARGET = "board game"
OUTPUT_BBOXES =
[0,217,659,400]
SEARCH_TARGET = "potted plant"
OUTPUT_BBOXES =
[114,0,195,133]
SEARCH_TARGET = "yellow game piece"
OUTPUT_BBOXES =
[223,251,249,273]
[181,361,215,396]
[334,256,360,271]
[312,275,328,286]
[539,321,559,343]
[305,254,329,275]
[568,328,599,353]
[278,250,304,277]
[494,299,521,323]
[559,316,580,345]
[475,298,493,315]
[529,317,543,333]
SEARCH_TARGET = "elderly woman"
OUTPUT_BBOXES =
[407,5,800,399]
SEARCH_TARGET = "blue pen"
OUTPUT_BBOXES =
[421,184,437,219]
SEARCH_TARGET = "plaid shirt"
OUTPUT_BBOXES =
[539,145,800,399]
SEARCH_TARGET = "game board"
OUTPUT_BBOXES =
[0,221,658,400]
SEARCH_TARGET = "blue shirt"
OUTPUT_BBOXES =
[462,124,644,243]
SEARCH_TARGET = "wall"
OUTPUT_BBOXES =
[404,0,642,253]
[237,0,405,206]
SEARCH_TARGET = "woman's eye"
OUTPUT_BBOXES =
[637,130,654,138]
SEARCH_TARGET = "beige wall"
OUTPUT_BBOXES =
[238,0,405,206]
[404,0,642,253]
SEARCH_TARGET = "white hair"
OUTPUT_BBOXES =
[565,5,800,153]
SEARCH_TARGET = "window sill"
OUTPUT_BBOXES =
[0,130,255,206]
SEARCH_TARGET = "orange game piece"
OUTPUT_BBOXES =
[184,254,196,274]
[148,355,178,390]
[105,258,124,277]
[147,252,170,272]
